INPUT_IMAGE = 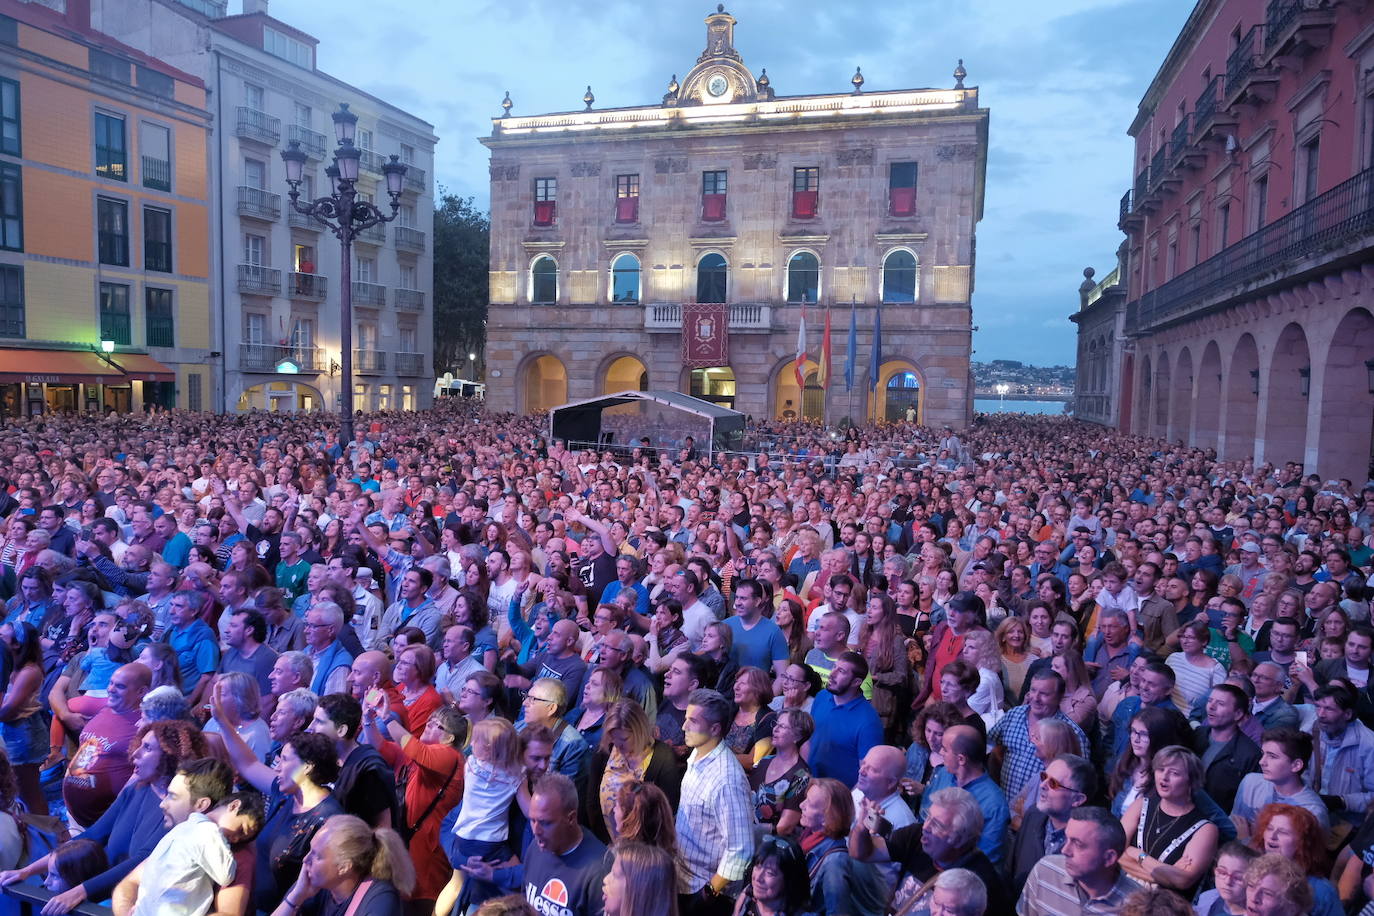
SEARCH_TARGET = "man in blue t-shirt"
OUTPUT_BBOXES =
[523,772,609,916]
[724,578,788,678]
[809,651,883,787]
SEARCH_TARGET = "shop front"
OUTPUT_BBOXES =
[0,348,131,417]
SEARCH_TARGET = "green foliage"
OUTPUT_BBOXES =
[432,188,490,376]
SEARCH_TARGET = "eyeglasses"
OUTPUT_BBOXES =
[523,695,557,705]
[1040,770,1072,792]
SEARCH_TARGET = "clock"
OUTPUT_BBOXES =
[707,74,729,98]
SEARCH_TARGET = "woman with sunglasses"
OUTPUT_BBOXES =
[732,836,816,916]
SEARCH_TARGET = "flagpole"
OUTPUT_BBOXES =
[821,303,830,430]
[846,296,856,426]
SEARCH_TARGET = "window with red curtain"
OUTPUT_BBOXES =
[792,167,819,219]
[533,177,556,226]
[889,162,917,216]
[615,174,639,223]
[702,170,727,221]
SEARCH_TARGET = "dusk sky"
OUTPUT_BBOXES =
[269,0,1194,365]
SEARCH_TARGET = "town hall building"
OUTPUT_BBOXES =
[481,6,988,429]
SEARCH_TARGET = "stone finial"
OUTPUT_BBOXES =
[500,90,512,117]
[1079,267,1097,301]
[668,73,680,96]
[954,59,967,89]
[851,66,864,94]
[583,86,595,110]
[757,68,769,90]
[717,2,725,11]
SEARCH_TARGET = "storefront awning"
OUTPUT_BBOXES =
[0,348,127,385]
[109,352,175,382]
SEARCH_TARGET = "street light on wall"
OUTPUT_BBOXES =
[1298,365,1310,398]
[281,102,407,444]
[1365,358,1374,394]
[1249,369,1259,395]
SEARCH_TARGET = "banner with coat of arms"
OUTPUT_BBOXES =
[681,302,728,368]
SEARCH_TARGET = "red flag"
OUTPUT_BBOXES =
[817,309,832,389]
[794,306,808,390]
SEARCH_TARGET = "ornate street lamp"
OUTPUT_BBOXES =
[281,102,407,444]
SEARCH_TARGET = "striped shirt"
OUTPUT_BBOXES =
[1016,854,1140,916]
[989,706,1088,799]
[676,740,756,892]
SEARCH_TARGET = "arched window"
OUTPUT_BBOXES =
[697,253,727,303]
[881,250,917,303]
[611,253,640,303]
[786,251,819,303]
[531,256,557,304]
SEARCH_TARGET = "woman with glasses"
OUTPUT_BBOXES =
[1109,706,1185,817]
[750,708,812,839]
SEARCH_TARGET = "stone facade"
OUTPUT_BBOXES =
[481,7,987,429]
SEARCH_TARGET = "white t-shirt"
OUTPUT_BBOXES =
[132,813,235,916]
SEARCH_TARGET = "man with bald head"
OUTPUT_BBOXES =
[917,723,1010,867]
[852,745,917,838]
[506,617,587,705]
[347,650,401,712]
[63,663,151,828]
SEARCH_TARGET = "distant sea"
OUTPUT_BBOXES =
[973,398,1068,416]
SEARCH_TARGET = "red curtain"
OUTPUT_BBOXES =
[701,193,726,221]
[615,197,639,223]
[533,201,556,226]
[792,190,818,219]
[889,187,916,216]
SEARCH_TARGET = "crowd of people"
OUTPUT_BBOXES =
[0,397,1367,916]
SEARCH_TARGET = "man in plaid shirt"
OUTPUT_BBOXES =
[989,669,1088,799]
[675,688,756,915]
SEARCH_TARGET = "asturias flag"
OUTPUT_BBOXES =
[844,303,857,391]
[794,306,808,389]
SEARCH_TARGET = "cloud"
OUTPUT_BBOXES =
[269,0,1190,363]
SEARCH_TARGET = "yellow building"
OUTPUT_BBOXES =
[0,0,213,416]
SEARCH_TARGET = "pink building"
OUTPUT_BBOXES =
[1081,0,1374,481]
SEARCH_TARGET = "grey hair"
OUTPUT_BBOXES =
[140,684,190,722]
[309,601,344,630]
[530,677,568,714]
[216,671,262,721]
[933,868,987,916]
[421,555,452,580]
[1097,606,1130,625]
[275,688,318,722]
[532,771,579,815]
[277,650,315,688]
[687,688,733,731]
[927,787,984,851]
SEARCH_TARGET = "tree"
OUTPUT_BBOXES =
[432,189,489,377]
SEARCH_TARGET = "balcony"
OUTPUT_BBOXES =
[394,288,424,311]
[395,352,425,376]
[144,239,172,273]
[1172,116,1206,170]
[394,227,425,253]
[288,124,327,159]
[1192,75,1238,143]
[237,186,280,221]
[1225,26,1279,107]
[359,148,383,175]
[237,264,281,296]
[1119,189,1143,231]
[288,272,327,301]
[1131,165,1374,332]
[235,107,280,145]
[355,223,385,246]
[351,281,386,307]
[1263,0,1335,60]
[353,349,386,374]
[141,156,171,192]
[240,343,322,372]
[404,166,425,193]
[644,302,772,333]
[99,311,131,347]
[288,210,321,232]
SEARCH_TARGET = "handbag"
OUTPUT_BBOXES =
[397,759,460,845]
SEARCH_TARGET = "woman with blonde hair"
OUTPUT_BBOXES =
[585,699,680,843]
[602,841,679,916]
[995,616,1033,698]
[958,628,1004,725]
[270,814,416,915]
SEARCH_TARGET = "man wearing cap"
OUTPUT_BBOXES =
[1225,540,1269,603]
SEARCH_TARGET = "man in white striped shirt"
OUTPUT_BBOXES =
[1016,807,1139,916]
[675,688,755,916]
